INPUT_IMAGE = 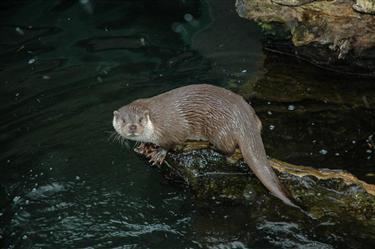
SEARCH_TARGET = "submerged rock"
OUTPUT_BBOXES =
[235,0,375,75]
[145,141,375,222]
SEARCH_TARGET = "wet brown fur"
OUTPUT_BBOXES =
[116,84,297,207]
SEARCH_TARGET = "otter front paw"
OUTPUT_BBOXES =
[134,143,155,155]
[146,147,167,166]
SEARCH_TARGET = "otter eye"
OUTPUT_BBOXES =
[121,118,126,123]
[138,117,143,123]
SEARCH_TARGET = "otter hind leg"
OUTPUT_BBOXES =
[211,135,237,156]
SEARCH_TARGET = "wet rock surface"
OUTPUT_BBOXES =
[235,0,375,75]
[353,0,375,14]
[272,0,314,6]
[152,141,375,223]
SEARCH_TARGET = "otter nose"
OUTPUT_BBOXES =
[128,124,137,133]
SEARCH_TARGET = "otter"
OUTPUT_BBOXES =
[113,84,298,207]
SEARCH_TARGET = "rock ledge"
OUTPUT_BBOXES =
[236,0,375,75]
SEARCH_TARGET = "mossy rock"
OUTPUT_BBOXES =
[150,142,375,223]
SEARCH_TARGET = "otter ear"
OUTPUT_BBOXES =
[113,110,119,117]
[144,110,150,119]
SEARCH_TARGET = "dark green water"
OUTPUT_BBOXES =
[0,0,374,248]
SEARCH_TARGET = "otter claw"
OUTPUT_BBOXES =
[147,148,167,166]
[134,143,155,155]
[134,143,145,154]
[134,143,166,166]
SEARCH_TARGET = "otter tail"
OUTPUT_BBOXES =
[237,124,299,208]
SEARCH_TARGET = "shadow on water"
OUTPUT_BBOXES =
[242,53,375,184]
[0,0,374,248]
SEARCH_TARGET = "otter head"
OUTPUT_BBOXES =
[112,104,154,142]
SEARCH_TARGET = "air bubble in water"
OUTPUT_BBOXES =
[319,149,328,155]
[171,22,183,33]
[288,105,295,111]
[184,13,193,22]
[15,27,24,35]
[28,58,36,64]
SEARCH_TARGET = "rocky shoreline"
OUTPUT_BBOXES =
[235,0,375,75]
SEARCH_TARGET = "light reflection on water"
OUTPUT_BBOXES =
[0,0,374,248]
